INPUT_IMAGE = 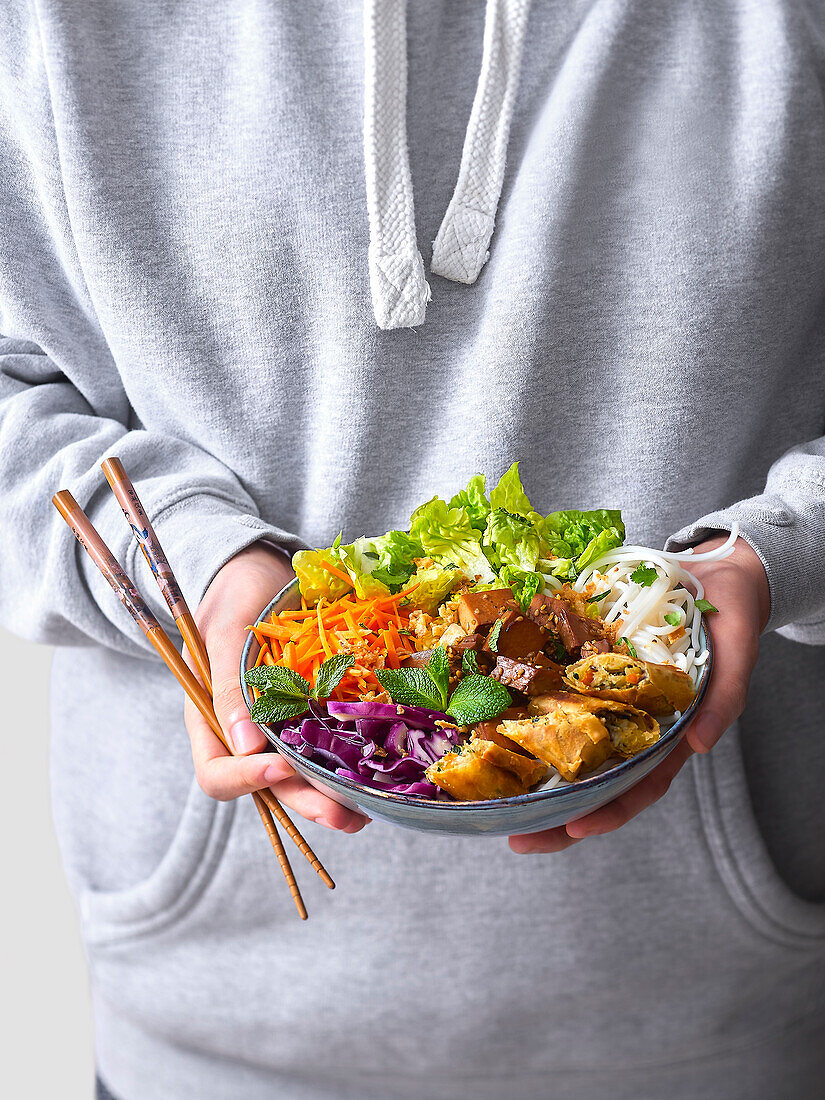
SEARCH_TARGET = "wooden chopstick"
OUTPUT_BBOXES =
[95,461,335,891]
[101,456,213,694]
[52,490,313,919]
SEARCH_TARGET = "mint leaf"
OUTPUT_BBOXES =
[619,636,638,658]
[586,590,610,603]
[446,674,511,726]
[312,653,355,699]
[244,665,310,699]
[427,647,450,708]
[461,649,480,675]
[487,619,502,653]
[664,611,682,627]
[250,691,310,724]
[630,564,657,587]
[375,668,446,712]
[694,598,718,614]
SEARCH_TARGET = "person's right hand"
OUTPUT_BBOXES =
[183,541,370,833]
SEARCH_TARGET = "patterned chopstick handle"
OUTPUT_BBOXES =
[101,457,187,618]
[52,491,161,637]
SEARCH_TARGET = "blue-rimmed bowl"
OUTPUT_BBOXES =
[240,580,711,836]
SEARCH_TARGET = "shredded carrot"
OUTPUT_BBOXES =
[247,583,422,698]
[317,559,355,587]
[315,599,333,658]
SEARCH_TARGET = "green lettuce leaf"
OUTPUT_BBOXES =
[334,537,390,600]
[368,529,423,588]
[448,474,490,533]
[483,509,542,572]
[404,561,460,614]
[498,566,544,613]
[537,508,625,578]
[488,461,534,516]
[575,527,625,572]
[292,549,353,605]
[409,497,495,584]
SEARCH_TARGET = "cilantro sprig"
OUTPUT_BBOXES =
[630,564,658,587]
[245,653,354,724]
[663,611,682,627]
[694,598,718,614]
[376,647,511,727]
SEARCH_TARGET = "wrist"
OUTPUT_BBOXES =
[690,535,770,633]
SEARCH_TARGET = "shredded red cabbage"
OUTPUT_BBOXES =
[274,701,459,798]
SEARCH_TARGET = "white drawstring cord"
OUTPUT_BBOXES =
[363,0,530,327]
[431,0,531,284]
[363,0,431,330]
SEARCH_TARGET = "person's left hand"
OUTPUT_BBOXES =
[508,535,771,854]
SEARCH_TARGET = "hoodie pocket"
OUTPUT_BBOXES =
[693,722,825,950]
[79,778,236,948]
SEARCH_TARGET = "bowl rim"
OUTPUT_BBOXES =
[240,579,712,811]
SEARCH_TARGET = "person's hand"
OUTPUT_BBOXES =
[509,535,770,854]
[183,542,370,832]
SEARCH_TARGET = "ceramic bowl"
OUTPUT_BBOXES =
[240,579,711,836]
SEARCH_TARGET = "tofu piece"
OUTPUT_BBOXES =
[527,595,601,654]
[490,654,564,695]
[492,609,549,658]
[457,589,514,633]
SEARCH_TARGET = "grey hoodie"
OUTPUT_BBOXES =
[2,1,825,1098]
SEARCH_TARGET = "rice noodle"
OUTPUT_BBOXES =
[543,524,739,684]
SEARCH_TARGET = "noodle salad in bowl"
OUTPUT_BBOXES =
[240,464,732,834]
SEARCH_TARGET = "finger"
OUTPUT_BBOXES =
[565,740,693,838]
[270,775,371,831]
[508,825,582,855]
[687,609,758,753]
[204,616,271,755]
[184,690,294,800]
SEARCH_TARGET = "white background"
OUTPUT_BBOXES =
[0,626,94,1097]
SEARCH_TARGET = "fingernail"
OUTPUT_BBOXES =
[316,817,336,829]
[692,712,720,752]
[510,837,532,855]
[263,761,290,783]
[230,719,263,754]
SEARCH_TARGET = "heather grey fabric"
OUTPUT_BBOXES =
[2,1,825,1098]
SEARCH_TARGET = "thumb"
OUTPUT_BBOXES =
[687,608,758,753]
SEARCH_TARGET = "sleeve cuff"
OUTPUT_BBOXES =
[132,494,309,611]
[82,488,308,655]
[665,495,824,643]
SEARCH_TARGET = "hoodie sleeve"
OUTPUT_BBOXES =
[0,7,305,656]
[665,436,825,645]
[0,334,306,656]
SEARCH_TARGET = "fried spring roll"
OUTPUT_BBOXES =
[500,692,660,781]
[426,739,546,801]
[563,652,695,716]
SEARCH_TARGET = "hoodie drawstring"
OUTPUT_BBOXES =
[364,0,531,329]
[363,0,431,330]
